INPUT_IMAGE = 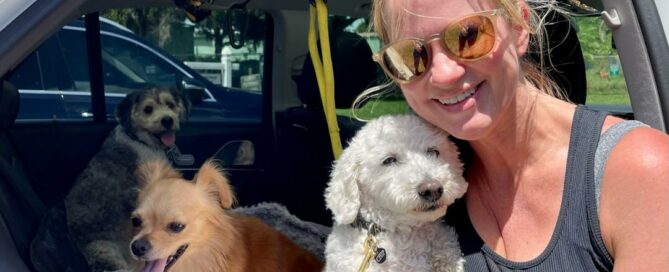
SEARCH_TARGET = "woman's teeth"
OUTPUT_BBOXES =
[438,87,477,105]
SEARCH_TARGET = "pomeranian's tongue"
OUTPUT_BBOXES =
[160,132,176,147]
[142,258,167,272]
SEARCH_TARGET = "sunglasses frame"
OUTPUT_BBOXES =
[372,9,504,84]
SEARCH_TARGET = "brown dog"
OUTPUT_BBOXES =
[130,160,323,272]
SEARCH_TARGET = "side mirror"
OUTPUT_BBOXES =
[181,78,207,105]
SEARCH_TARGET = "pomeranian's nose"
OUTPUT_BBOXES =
[131,239,152,257]
[418,181,443,202]
[161,117,174,129]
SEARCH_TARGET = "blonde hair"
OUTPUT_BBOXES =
[353,0,570,115]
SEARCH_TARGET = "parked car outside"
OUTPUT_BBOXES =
[7,17,262,123]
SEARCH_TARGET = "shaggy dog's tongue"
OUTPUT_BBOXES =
[160,132,176,146]
[142,258,167,272]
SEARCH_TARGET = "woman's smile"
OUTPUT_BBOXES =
[432,81,484,113]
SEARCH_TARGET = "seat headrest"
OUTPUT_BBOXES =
[0,80,20,131]
[297,31,379,109]
[528,11,586,104]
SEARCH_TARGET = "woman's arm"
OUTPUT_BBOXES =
[599,126,669,271]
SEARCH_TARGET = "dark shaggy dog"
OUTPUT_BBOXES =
[64,87,190,271]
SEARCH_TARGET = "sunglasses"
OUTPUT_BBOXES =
[372,9,502,83]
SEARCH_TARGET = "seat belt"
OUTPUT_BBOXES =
[308,0,343,159]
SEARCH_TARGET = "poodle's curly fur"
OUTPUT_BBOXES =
[64,87,189,271]
[324,114,467,272]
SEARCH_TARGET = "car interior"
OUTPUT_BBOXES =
[0,0,668,270]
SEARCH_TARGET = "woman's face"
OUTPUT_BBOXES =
[386,0,529,140]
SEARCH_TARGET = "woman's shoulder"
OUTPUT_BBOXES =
[598,117,668,269]
[600,115,668,187]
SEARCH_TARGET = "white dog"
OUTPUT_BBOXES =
[324,114,467,272]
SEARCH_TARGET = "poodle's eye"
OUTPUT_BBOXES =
[166,102,175,109]
[382,156,398,166]
[426,147,440,157]
[131,216,142,228]
[168,222,186,233]
[143,106,154,114]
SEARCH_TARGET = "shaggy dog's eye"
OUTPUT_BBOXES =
[131,216,142,227]
[143,106,154,114]
[168,222,186,233]
[382,156,397,166]
[426,147,440,157]
[166,102,175,109]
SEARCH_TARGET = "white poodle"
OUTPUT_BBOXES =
[324,114,467,272]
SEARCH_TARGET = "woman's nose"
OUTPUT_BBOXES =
[427,44,465,86]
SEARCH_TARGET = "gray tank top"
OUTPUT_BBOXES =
[445,105,647,271]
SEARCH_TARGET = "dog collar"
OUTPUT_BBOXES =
[350,216,385,236]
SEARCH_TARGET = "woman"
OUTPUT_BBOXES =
[363,0,669,270]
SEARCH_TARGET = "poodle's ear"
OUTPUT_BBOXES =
[135,160,182,189]
[194,160,236,209]
[325,155,361,225]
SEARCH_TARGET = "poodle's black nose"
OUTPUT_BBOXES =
[131,239,152,257]
[418,182,443,202]
[161,116,174,128]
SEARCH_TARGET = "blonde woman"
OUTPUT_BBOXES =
[363,0,669,270]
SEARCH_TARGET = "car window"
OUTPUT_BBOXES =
[102,8,267,91]
[574,16,630,107]
[101,8,268,122]
[8,9,270,123]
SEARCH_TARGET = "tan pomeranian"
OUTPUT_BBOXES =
[129,160,323,272]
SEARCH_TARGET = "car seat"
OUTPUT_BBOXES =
[0,80,44,271]
[528,10,587,104]
[275,28,378,225]
[0,80,90,272]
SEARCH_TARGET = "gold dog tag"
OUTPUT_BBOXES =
[357,234,378,272]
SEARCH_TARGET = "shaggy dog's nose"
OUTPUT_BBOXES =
[131,239,152,257]
[161,117,174,129]
[418,182,443,202]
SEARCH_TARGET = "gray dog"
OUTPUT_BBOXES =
[64,87,190,271]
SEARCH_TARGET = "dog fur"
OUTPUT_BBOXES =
[64,87,189,271]
[130,160,324,272]
[324,114,468,272]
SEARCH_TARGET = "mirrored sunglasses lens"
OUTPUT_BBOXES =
[382,40,429,81]
[442,15,495,59]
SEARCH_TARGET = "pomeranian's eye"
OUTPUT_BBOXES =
[166,102,175,109]
[144,106,153,114]
[426,147,440,157]
[131,216,142,228]
[382,155,398,166]
[168,222,186,233]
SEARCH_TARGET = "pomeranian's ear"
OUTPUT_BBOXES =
[194,160,236,209]
[135,160,182,188]
[325,153,361,225]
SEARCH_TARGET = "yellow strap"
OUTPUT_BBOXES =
[308,0,342,159]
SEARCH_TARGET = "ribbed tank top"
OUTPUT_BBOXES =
[446,105,646,271]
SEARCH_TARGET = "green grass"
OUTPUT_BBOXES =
[336,99,410,119]
[584,69,630,105]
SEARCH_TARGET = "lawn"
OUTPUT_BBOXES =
[584,69,630,105]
